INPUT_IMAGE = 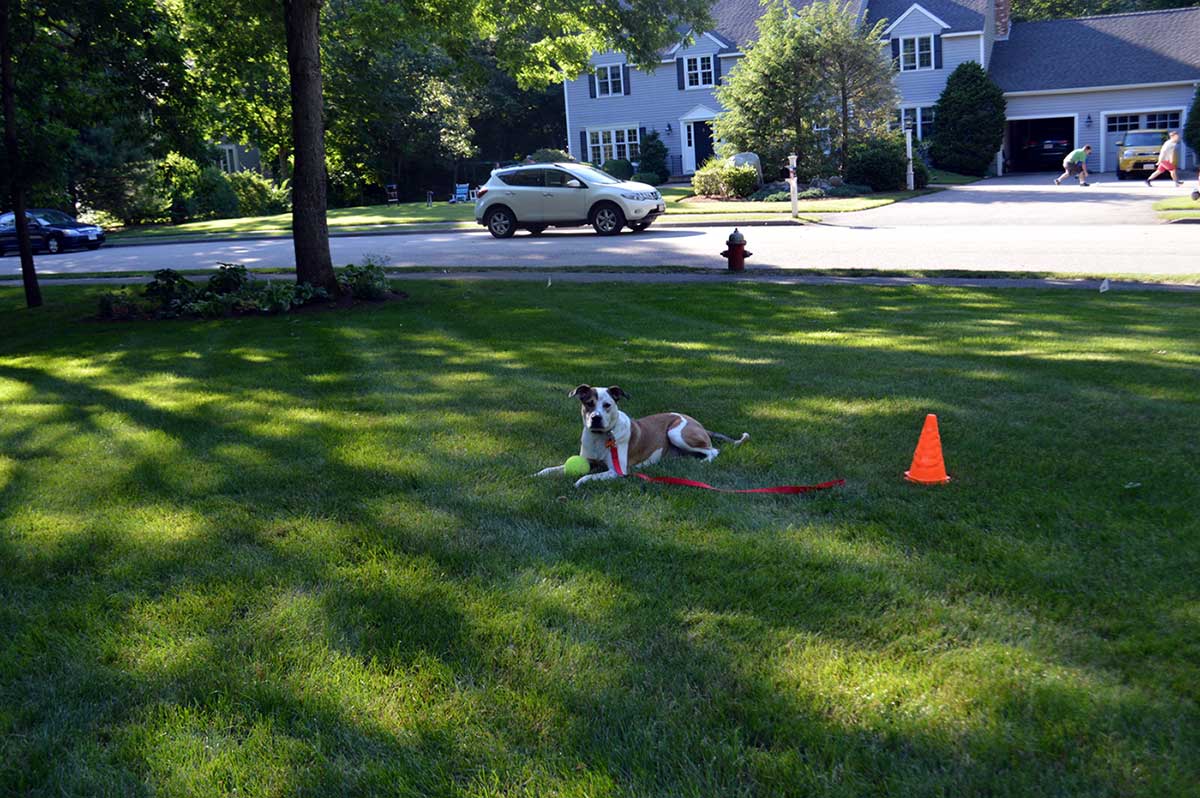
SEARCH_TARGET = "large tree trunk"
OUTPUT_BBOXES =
[282,0,336,293]
[1,0,41,308]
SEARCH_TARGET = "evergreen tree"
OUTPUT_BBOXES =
[1183,85,1200,166]
[929,62,1006,176]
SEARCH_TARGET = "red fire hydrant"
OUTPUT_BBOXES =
[721,228,752,272]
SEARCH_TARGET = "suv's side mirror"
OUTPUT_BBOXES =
[566,179,582,189]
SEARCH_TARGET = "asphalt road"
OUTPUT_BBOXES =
[4,175,1197,277]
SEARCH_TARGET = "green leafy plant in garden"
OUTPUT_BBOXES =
[601,158,634,180]
[629,171,662,186]
[692,160,759,198]
[1183,86,1200,160]
[227,171,291,215]
[846,134,931,191]
[337,255,392,300]
[637,130,670,183]
[929,62,1006,176]
[528,148,572,163]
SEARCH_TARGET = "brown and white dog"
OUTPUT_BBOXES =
[535,384,749,487]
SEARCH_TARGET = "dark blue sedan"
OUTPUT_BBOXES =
[0,209,106,255]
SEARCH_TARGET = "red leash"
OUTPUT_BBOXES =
[606,440,844,495]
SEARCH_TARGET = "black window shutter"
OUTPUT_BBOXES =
[588,72,596,98]
[580,130,588,161]
[639,126,647,147]
[714,56,722,85]
[623,65,631,95]
[676,58,685,90]
[891,39,900,71]
[933,36,943,69]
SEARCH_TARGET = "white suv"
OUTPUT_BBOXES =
[475,163,665,238]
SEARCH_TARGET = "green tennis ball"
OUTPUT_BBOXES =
[564,455,591,479]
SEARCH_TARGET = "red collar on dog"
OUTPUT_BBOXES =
[605,438,844,495]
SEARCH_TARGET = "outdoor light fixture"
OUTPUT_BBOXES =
[1086,114,1093,128]
[666,123,673,134]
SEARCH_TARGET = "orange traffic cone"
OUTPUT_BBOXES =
[905,414,950,484]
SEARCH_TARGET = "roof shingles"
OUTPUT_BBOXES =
[988,7,1200,92]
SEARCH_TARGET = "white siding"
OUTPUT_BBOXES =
[1005,84,1196,172]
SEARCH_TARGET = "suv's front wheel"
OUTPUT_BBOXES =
[485,206,517,239]
[590,203,625,236]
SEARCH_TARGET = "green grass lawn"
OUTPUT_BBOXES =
[2,282,1198,796]
[111,202,477,241]
[927,169,980,185]
[662,184,937,214]
[1153,193,1200,220]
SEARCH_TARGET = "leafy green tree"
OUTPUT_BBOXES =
[929,62,1006,176]
[802,1,898,172]
[1183,85,1200,165]
[714,1,824,175]
[2,0,199,307]
[716,0,896,175]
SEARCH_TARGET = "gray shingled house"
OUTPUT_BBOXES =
[562,0,1199,176]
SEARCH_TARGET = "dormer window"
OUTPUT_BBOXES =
[595,64,623,96]
[685,56,714,88]
[899,35,934,71]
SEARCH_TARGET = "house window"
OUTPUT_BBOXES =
[588,127,641,163]
[685,56,714,88]
[1106,115,1139,133]
[595,64,623,97]
[899,36,933,71]
[897,107,936,139]
[218,144,239,173]
[1144,111,1180,130]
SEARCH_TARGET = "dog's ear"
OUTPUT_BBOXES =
[568,384,593,400]
[607,386,629,402]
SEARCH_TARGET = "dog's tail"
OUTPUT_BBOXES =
[711,431,750,447]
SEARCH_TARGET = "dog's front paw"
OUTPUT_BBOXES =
[534,466,564,478]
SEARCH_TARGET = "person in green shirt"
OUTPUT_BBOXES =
[1054,144,1091,186]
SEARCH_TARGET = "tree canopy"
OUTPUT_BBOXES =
[715,0,896,175]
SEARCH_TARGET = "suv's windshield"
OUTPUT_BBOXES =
[1122,132,1165,147]
[565,165,621,185]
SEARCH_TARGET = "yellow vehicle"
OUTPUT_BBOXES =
[1114,129,1168,179]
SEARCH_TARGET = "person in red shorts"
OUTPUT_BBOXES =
[1145,131,1183,187]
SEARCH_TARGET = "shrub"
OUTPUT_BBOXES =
[192,167,240,220]
[228,171,291,216]
[913,158,930,189]
[692,160,759,199]
[637,131,670,183]
[846,137,907,192]
[159,153,203,224]
[338,255,391,300]
[529,148,572,163]
[256,281,302,314]
[930,62,1006,176]
[98,289,152,320]
[1184,86,1200,159]
[601,158,633,180]
[143,268,198,316]
[827,183,873,197]
[629,171,662,186]
[206,263,251,294]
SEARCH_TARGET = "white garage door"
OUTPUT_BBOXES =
[1100,109,1184,172]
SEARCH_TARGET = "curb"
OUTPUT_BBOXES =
[6,270,1196,293]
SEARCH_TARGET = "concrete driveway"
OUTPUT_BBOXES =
[825,172,1172,226]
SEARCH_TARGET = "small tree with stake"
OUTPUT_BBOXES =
[929,61,1006,176]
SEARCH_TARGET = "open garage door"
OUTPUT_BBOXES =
[1007,117,1075,172]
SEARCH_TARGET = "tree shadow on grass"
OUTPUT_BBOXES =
[1,282,1198,795]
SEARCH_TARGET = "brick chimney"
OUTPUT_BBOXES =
[994,0,1010,38]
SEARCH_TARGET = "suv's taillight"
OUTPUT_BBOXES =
[476,187,488,198]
